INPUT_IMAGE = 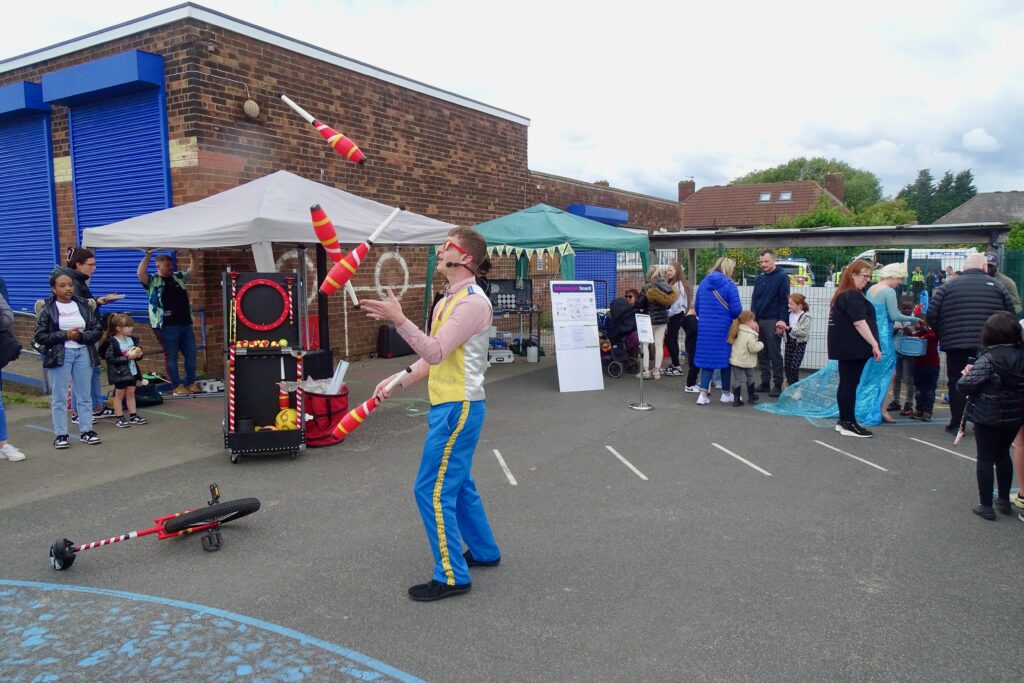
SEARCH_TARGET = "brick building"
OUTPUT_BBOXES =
[0,3,683,376]
[679,173,848,229]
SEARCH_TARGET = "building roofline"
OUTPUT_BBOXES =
[0,2,530,126]
[529,169,679,206]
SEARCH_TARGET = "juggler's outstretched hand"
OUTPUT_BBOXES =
[359,288,407,326]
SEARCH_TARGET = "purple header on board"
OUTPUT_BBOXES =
[552,283,593,293]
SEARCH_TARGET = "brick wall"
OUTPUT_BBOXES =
[528,171,682,230]
[1,18,529,374]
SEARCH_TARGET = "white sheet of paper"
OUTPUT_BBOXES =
[635,313,654,343]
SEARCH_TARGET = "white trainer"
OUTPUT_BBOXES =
[1,443,27,462]
[720,392,735,403]
[696,394,711,405]
[683,385,700,393]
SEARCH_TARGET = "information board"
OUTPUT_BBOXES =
[549,281,604,392]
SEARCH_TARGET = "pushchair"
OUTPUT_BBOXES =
[598,297,641,378]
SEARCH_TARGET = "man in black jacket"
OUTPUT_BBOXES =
[926,253,1015,433]
[751,249,790,397]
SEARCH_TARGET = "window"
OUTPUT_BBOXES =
[655,249,676,265]
[779,191,793,201]
[758,192,772,202]
[617,252,643,271]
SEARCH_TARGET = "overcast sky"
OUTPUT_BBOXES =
[4,0,1022,202]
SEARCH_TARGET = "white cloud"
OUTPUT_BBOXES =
[962,127,1002,152]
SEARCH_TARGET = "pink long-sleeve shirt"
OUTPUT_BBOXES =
[396,274,492,387]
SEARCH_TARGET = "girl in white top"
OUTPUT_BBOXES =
[782,293,811,387]
[663,262,692,377]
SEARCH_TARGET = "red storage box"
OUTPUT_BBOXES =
[303,387,349,448]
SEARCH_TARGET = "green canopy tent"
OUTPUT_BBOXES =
[422,204,650,322]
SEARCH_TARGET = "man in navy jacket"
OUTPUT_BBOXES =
[751,249,790,396]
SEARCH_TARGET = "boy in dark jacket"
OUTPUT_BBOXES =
[956,311,1024,520]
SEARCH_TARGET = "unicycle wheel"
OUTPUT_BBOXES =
[49,539,76,571]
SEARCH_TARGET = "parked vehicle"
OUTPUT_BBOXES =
[775,258,815,286]
[852,248,979,278]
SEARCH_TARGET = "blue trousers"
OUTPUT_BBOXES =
[70,364,106,413]
[414,400,499,586]
[155,323,197,387]
[46,346,94,435]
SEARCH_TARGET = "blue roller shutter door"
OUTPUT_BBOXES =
[0,114,58,311]
[574,251,616,308]
[69,88,171,314]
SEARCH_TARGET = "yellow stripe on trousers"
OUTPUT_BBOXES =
[433,401,470,585]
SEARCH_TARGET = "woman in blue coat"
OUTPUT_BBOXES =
[694,257,742,405]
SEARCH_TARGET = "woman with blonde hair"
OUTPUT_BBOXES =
[692,257,742,404]
[663,261,692,377]
[638,264,677,379]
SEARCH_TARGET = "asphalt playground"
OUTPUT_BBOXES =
[2,356,1022,682]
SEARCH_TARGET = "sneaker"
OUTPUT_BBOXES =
[652,370,662,381]
[664,366,683,376]
[54,434,70,450]
[942,393,950,404]
[70,413,79,425]
[886,400,901,412]
[911,409,923,420]
[836,421,872,438]
[900,403,913,416]
[1,443,26,461]
[463,550,500,567]
[187,382,202,394]
[769,386,782,398]
[719,392,735,403]
[920,412,932,422]
[972,504,996,521]
[172,385,189,397]
[128,414,149,425]
[696,394,711,405]
[994,498,1012,515]
[114,416,131,428]
[711,381,723,390]
[92,407,116,419]
[1010,492,1024,510]
[683,385,700,393]
[407,579,471,602]
[80,430,102,445]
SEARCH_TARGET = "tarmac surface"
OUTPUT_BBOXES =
[2,355,1022,682]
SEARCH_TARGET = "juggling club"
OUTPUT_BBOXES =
[310,204,359,308]
[331,367,411,441]
[278,93,366,165]
[319,205,404,297]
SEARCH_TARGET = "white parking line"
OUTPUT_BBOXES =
[604,445,649,481]
[814,440,889,472]
[712,443,772,476]
[492,449,518,485]
[908,437,977,462]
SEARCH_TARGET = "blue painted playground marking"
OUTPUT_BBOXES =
[0,580,425,683]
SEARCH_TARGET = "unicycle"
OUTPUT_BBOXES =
[49,484,260,570]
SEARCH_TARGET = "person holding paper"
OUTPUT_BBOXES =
[360,227,501,602]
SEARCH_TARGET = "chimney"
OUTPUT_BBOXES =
[824,172,844,202]
[678,179,696,203]
[593,180,610,187]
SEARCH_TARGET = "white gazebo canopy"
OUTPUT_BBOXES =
[82,170,456,269]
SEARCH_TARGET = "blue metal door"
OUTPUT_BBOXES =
[69,88,171,315]
[0,113,58,311]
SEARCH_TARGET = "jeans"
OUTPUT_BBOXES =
[0,385,7,442]
[155,323,197,387]
[47,346,94,435]
[973,423,1019,506]
[700,367,731,392]
[70,364,106,412]
[912,365,940,412]
[945,349,975,430]
[757,318,784,387]
[837,357,869,423]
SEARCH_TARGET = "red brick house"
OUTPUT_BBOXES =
[679,174,848,229]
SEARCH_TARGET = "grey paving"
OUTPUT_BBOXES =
[1,357,1021,682]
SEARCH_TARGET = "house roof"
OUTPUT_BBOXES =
[933,191,1024,224]
[681,181,846,229]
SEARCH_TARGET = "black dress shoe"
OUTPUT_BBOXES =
[464,550,501,567]
[408,579,472,602]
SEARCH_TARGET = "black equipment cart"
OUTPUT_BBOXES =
[223,262,311,463]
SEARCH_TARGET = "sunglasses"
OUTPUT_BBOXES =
[442,239,469,256]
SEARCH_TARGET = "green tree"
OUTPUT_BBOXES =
[732,157,883,211]
[773,195,856,229]
[931,171,957,222]
[856,198,917,226]
[1005,222,1024,250]
[897,169,936,223]
[951,169,978,210]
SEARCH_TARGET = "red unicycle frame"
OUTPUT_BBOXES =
[49,484,260,570]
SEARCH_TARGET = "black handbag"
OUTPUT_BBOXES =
[0,328,22,369]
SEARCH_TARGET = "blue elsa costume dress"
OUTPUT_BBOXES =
[757,286,918,425]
